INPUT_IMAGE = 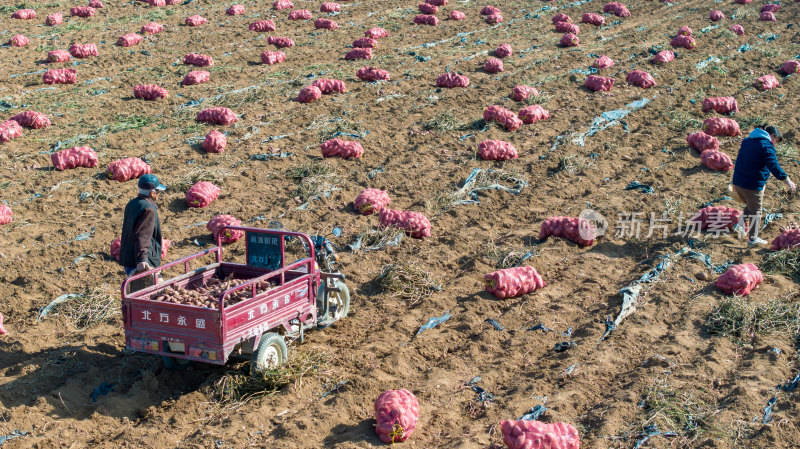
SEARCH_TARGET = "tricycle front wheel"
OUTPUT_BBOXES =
[317,279,350,326]
[250,332,288,376]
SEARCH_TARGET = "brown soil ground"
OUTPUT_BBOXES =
[1,0,799,447]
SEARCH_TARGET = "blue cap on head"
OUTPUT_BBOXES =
[138,174,166,191]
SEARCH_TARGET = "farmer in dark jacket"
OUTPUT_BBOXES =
[731,125,796,246]
[119,174,166,289]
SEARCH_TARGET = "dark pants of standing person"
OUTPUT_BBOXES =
[733,184,764,240]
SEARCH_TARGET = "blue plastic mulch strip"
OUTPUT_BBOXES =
[450,168,528,206]
[573,97,654,147]
[417,312,451,335]
[90,382,114,402]
[0,431,28,446]
[633,425,677,448]
[762,396,777,424]
[624,181,654,194]
[485,318,504,330]
[519,405,546,421]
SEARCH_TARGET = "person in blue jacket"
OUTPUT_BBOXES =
[731,125,796,246]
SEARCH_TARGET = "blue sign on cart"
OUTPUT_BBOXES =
[247,232,282,270]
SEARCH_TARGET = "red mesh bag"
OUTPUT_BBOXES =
[414,14,439,25]
[117,33,142,47]
[273,0,294,9]
[185,15,207,26]
[8,35,29,47]
[555,22,580,33]
[560,33,579,47]
[289,9,312,19]
[186,181,220,208]
[427,0,448,5]
[375,390,420,444]
[357,67,390,81]
[379,209,431,239]
[781,60,800,74]
[208,215,244,244]
[110,237,121,260]
[312,79,346,94]
[12,9,36,19]
[716,264,763,296]
[702,97,738,114]
[481,6,501,15]
[485,266,545,299]
[202,130,226,153]
[43,68,77,84]
[0,205,12,225]
[552,13,571,23]
[581,12,604,25]
[321,139,363,159]
[249,20,276,32]
[730,24,744,35]
[593,55,614,69]
[486,14,503,24]
[512,85,538,101]
[495,43,512,58]
[69,43,98,58]
[626,70,656,88]
[736,0,752,4]
[365,27,389,39]
[321,2,340,12]
[500,420,581,449]
[450,10,466,20]
[345,48,373,60]
[141,22,163,34]
[436,72,470,88]
[484,58,504,73]
[585,75,614,92]
[702,117,740,136]
[539,216,596,246]
[314,18,339,29]
[226,4,245,15]
[603,2,630,17]
[107,158,151,182]
[686,132,719,152]
[10,111,51,129]
[197,107,238,125]
[354,188,390,215]
[709,10,723,21]
[149,0,166,5]
[478,140,518,161]
[71,7,95,17]
[519,105,549,124]
[268,36,295,47]
[297,86,322,103]
[671,35,696,49]
[182,71,210,86]
[51,146,98,171]
[261,51,286,65]
[761,4,780,11]
[184,53,213,67]
[353,38,377,48]
[771,228,800,250]
[484,105,522,131]
[756,75,779,91]
[700,150,733,172]
[48,50,70,63]
[759,11,776,21]
[690,206,740,231]
[418,3,437,14]
[0,120,23,144]
[678,25,693,36]
[653,50,674,64]
[46,13,63,25]
[133,84,168,100]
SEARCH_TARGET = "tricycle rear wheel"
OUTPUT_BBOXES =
[250,332,288,376]
[162,355,192,371]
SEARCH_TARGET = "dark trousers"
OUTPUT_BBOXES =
[733,184,764,240]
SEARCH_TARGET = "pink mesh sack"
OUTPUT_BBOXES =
[701,150,733,171]
[51,146,98,171]
[418,3,437,14]
[0,121,23,143]
[321,139,363,159]
[581,13,604,25]
[678,25,693,36]
[414,14,439,25]
[183,53,213,67]
[555,22,580,33]
[780,60,800,74]
[585,75,614,92]
[702,117,740,136]
[226,5,245,15]
[519,105,549,124]
[10,111,51,129]
[185,15,207,26]
[671,35,696,49]
[202,130,226,153]
[495,43,512,58]
[730,24,744,35]
[261,51,286,65]
[626,70,656,88]
[709,10,723,21]
[375,390,420,444]
[690,206,741,230]
[197,107,238,125]
[484,266,545,299]
[484,57,504,73]
[539,216,596,246]
[69,43,98,58]
[48,50,71,63]
[478,140,518,161]
[321,2,340,12]
[71,7,95,17]
[436,73,469,88]
[512,85,538,101]
[297,86,322,103]
[716,264,763,296]
[117,33,142,47]
[107,158,151,182]
[702,97,738,114]
[249,20,276,32]
[652,51,674,64]
[43,68,77,84]
[288,9,312,20]
[268,36,295,47]
[592,56,614,69]
[8,35,29,47]
[345,48,373,60]
[552,13,571,23]
[182,71,210,86]
[755,75,779,90]
[141,22,163,34]
[500,420,581,449]
[481,6,501,15]
[379,209,431,239]
[0,205,11,225]
[273,0,294,9]
[686,132,719,152]
[560,33,579,47]
[771,228,800,251]
[450,10,466,20]
[484,105,522,131]
[759,11,776,21]
[603,2,630,17]
[354,188,390,215]
[357,67,390,81]
[186,181,220,208]
[46,13,63,26]
[312,79,347,94]
[353,37,378,48]
[208,215,244,244]
[12,9,36,19]
[365,27,389,39]
[133,84,168,100]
